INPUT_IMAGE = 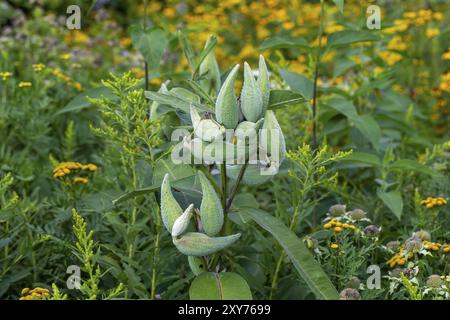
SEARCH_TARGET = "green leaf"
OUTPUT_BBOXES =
[144,91,212,113]
[178,30,196,72]
[389,159,436,176]
[112,186,159,205]
[56,87,117,115]
[259,36,310,50]
[353,115,381,151]
[326,98,380,150]
[279,69,314,100]
[332,0,344,14]
[241,208,339,300]
[339,152,381,167]
[189,272,252,300]
[129,25,168,72]
[194,35,217,73]
[268,90,306,109]
[327,30,380,47]
[377,190,403,220]
[183,80,215,106]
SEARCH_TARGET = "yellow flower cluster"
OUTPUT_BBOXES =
[59,53,72,60]
[442,48,450,60]
[378,51,403,66]
[387,247,412,268]
[52,68,82,91]
[441,275,450,282]
[387,36,407,51]
[32,63,46,72]
[330,243,339,249]
[385,9,443,33]
[0,71,12,80]
[423,241,450,253]
[438,71,450,92]
[53,162,97,178]
[421,197,447,208]
[64,30,89,45]
[323,219,356,232]
[425,27,440,39]
[18,81,32,87]
[20,287,50,300]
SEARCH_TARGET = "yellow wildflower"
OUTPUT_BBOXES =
[32,63,46,72]
[426,28,440,39]
[378,51,402,66]
[73,177,89,184]
[0,71,13,80]
[18,81,32,87]
[59,53,72,60]
[387,36,407,51]
[330,243,339,249]
[334,227,343,232]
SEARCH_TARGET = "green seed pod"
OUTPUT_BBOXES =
[199,35,221,94]
[183,136,208,164]
[173,232,241,256]
[190,105,225,142]
[160,174,183,233]
[215,64,240,129]
[198,171,223,236]
[171,204,194,237]
[188,256,207,275]
[258,55,270,114]
[235,119,263,144]
[261,110,286,163]
[241,62,263,122]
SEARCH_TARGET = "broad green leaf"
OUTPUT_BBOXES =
[56,87,117,115]
[327,30,380,47]
[268,90,306,109]
[280,69,314,100]
[389,159,436,176]
[152,158,197,188]
[353,115,381,151]
[183,80,215,106]
[377,190,403,220]
[326,98,380,150]
[241,208,339,300]
[259,36,310,50]
[130,25,168,72]
[194,35,217,73]
[189,272,252,300]
[144,91,212,113]
[332,0,344,14]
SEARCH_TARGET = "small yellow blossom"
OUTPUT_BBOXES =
[426,28,440,39]
[59,53,72,60]
[73,177,88,184]
[378,51,402,66]
[0,71,13,80]
[32,63,46,72]
[334,227,343,232]
[330,243,339,249]
[420,197,447,209]
[18,81,32,87]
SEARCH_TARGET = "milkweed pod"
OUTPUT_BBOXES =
[160,173,183,233]
[173,232,241,256]
[188,256,207,275]
[215,64,240,129]
[258,55,270,114]
[261,110,286,164]
[198,171,224,236]
[190,105,225,142]
[199,35,221,94]
[235,119,264,144]
[171,204,194,237]
[183,136,208,164]
[241,62,263,122]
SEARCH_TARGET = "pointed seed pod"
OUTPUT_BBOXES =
[199,35,221,94]
[173,232,241,256]
[257,55,270,114]
[198,171,224,236]
[261,110,286,163]
[241,62,263,122]
[190,105,225,142]
[188,256,207,275]
[215,64,240,129]
[160,173,183,233]
[171,204,194,237]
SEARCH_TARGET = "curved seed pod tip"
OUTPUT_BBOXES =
[160,173,183,233]
[198,171,224,236]
[173,232,241,256]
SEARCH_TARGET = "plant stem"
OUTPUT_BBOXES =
[311,0,325,151]
[225,162,248,212]
[143,0,149,92]
[150,196,161,299]
[220,163,227,210]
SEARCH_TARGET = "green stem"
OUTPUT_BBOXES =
[220,163,227,210]
[225,162,248,212]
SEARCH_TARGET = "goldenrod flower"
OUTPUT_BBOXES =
[330,243,339,249]
[426,28,440,39]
